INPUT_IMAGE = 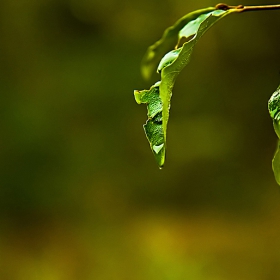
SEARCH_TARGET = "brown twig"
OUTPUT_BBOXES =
[216,3,280,12]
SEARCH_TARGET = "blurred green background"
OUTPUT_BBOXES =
[1,0,280,279]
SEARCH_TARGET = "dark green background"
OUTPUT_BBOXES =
[1,0,280,279]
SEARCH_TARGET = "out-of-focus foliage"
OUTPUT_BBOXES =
[1,0,280,279]
[268,85,280,184]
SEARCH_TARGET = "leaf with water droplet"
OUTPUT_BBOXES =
[136,6,239,167]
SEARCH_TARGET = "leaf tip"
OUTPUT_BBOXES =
[134,90,142,104]
[153,144,165,168]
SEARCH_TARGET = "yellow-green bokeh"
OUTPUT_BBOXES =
[1,0,280,279]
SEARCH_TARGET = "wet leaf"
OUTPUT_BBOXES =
[136,6,238,167]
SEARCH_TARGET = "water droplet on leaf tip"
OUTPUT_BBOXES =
[153,143,164,154]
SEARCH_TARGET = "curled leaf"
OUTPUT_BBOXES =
[136,6,239,167]
[141,7,216,80]
[134,82,165,167]
[157,49,181,73]
[159,9,236,142]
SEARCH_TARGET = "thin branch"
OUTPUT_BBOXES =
[215,3,280,13]
[241,4,280,12]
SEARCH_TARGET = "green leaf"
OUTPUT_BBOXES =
[159,9,236,143]
[134,82,165,167]
[268,85,280,184]
[141,7,215,80]
[136,6,239,167]
[272,142,280,185]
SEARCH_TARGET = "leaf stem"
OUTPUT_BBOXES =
[215,3,280,13]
